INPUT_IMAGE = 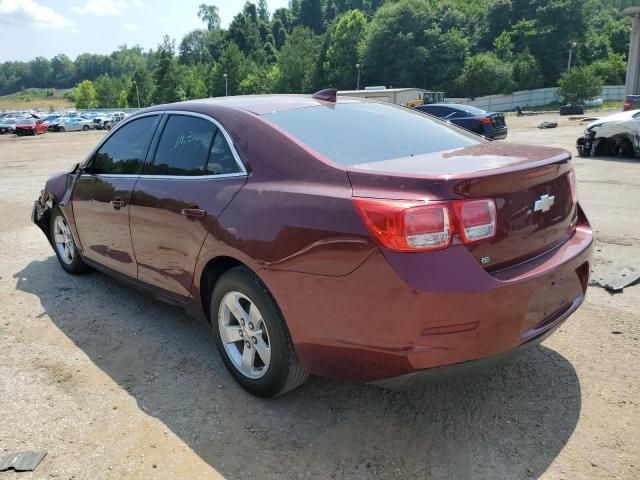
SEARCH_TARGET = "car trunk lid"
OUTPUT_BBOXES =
[347,142,576,270]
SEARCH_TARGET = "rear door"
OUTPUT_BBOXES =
[129,112,247,300]
[72,114,161,277]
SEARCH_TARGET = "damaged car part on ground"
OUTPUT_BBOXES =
[577,109,640,158]
[33,92,593,398]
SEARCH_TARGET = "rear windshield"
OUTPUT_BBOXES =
[264,102,481,166]
[451,105,487,115]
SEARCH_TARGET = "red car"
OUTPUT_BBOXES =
[33,91,593,397]
[15,117,47,136]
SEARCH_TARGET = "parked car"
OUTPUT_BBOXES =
[623,95,640,111]
[33,92,592,397]
[559,103,584,116]
[0,118,18,134]
[414,103,508,139]
[576,109,640,158]
[93,112,126,130]
[15,117,47,136]
[48,117,94,132]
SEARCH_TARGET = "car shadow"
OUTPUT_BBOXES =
[15,257,581,480]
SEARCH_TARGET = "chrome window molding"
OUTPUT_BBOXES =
[82,110,248,178]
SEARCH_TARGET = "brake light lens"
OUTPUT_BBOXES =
[477,117,493,124]
[353,199,452,252]
[624,100,632,111]
[567,168,577,206]
[353,197,496,252]
[452,199,497,243]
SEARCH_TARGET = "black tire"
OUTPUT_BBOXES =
[83,125,89,131]
[50,206,91,274]
[211,266,308,397]
[59,126,65,133]
[106,123,112,131]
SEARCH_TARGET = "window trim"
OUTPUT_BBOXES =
[83,112,162,175]
[141,110,247,180]
[82,110,247,180]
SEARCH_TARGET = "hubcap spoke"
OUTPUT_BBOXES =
[54,233,65,244]
[54,216,74,265]
[240,344,256,373]
[254,336,271,365]
[226,296,248,324]
[220,324,243,344]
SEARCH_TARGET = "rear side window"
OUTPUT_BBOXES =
[93,115,159,174]
[265,103,481,166]
[206,130,241,175]
[146,115,215,176]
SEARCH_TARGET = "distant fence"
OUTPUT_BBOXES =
[446,85,625,111]
[78,107,140,113]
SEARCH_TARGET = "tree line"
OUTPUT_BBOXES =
[0,0,634,109]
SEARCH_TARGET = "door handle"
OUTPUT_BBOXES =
[110,198,126,210]
[181,207,206,218]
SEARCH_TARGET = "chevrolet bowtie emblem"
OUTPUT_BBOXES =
[534,194,555,213]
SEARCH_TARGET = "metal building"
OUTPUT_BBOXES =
[337,87,444,107]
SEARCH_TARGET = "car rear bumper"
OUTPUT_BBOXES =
[487,127,508,140]
[368,295,580,389]
[262,206,593,384]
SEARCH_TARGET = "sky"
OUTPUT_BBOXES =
[0,0,290,62]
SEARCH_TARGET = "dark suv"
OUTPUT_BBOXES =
[623,95,640,111]
[415,103,508,140]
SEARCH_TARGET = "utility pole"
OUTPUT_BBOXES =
[356,63,361,90]
[223,73,228,97]
[567,42,577,71]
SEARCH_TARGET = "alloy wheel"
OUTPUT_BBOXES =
[53,215,75,265]
[218,291,271,379]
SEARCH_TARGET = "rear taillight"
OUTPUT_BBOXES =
[452,199,497,243]
[567,168,578,206]
[352,199,451,252]
[477,117,493,124]
[353,197,496,253]
[623,100,632,111]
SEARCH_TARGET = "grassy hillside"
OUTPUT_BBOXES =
[0,89,74,111]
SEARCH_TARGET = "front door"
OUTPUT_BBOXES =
[130,113,246,299]
[72,114,161,277]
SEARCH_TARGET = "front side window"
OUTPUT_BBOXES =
[145,115,215,176]
[92,115,159,175]
[265,103,481,167]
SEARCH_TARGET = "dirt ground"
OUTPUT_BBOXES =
[0,114,638,480]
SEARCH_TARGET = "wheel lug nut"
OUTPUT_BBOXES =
[240,319,245,326]
[239,330,243,337]
[245,341,251,348]
[252,337,257,344]
[248,323,254,330]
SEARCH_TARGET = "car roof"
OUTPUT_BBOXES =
[149,94,363,116]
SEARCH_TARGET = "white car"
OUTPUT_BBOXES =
[576,109,640,158]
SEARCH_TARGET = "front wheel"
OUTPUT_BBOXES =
[82,125,89,131]
[211,266,308,397]
[59,126,65,133]
[50,207,91,274]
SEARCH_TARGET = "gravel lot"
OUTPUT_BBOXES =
[0,115,638,480]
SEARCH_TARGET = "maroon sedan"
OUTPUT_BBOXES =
[33,91,592,397]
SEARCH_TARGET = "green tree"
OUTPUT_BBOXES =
[557,66,603,104]
[50,54,75,88]
[153,36,180,104]
[257,0,269,22]
[325,10,367,89]
[362,0,468,91]
[210,43,252,96]
[198,3,221,30]
[128,69,154,107]
[239,64,279,94]
[74,80,98,109]
[457,52,514,98]
[587,53,627,85]
[512,50,543,90]
[179,30,213,65]
[299,0,323,34]
[276,27,319,93]
[228,5,262,57]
